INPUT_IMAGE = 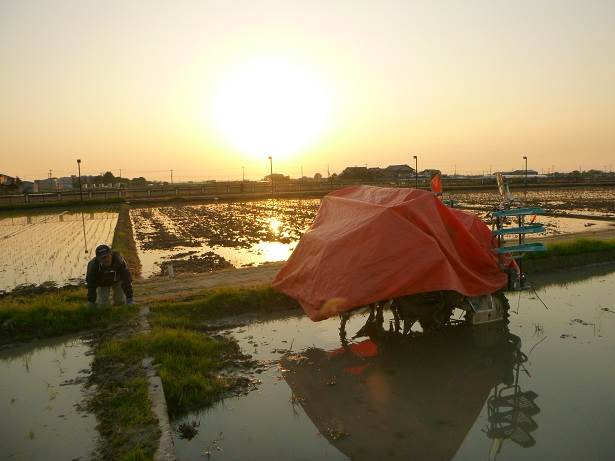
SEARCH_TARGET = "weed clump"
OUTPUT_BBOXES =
[98,328,248,418]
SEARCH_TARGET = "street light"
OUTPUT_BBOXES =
[76,158,83,202]
[413,155,418,189]
[268,156,273,194]
[523,156,528,189]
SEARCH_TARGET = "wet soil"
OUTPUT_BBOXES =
[453,186,615,216]
[159,251,232,275]
[131,200,318,251]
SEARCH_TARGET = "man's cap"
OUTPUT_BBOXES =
[95,244,112,258]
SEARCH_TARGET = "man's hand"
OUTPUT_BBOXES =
[126,298,135,305]
[87,301,96,308]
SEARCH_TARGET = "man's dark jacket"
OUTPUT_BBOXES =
[86,251,133,302]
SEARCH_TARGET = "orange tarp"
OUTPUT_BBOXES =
[272,186,507,321]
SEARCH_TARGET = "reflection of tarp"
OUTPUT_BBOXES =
[272,186,507,321]
[282,327,520,461]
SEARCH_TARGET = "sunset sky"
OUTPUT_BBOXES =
[1,0,614,181]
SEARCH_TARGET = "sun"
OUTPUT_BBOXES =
[211,56,332,158]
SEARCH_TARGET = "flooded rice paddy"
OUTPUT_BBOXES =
[0,336,96,460]
[131,190,615,277]
[453,186,615,217]
[173,264,615,461]
[0,211,117,293]
[1,187,614,289]
[130,200,318,277]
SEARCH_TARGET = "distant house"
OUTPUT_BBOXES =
[420,169,442,178]
[56,176,75,190]
[339,166,370,181]
[19,181,34,193]
[384,164,415,180]
[0,173,17,185]
[33,178,58,192]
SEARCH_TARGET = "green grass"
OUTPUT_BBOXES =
[0,288,137,344]
[524,238,615,273]
[90,342,158,460]
[150,285,299,330]
[99,327,243,418]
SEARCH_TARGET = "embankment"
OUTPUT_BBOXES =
[112,204,142,277]
[523,238,615,274]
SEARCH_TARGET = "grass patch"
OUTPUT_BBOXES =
[150,285,299,330]
[524,238,615,273]
[99,328,245,418]
[0,288,136,344]
[112,204,142,277]
[89,339,159,460]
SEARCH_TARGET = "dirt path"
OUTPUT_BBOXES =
[134,262,284,303]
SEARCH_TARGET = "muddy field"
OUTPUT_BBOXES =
[130,200,320,277]
[130,188,615,277]
[453,186,615,216]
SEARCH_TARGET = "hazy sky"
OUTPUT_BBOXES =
[1,0,614,181]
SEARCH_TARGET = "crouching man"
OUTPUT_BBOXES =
[86,244,134,307]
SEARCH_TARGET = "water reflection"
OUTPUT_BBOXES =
[268,217,282,234]
[0,335,97,460]
[282,323,538,461]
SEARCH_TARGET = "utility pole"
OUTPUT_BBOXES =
[77,159,83,202]
[170,169,174,185]
[119,168,122,179]
[523,156,528,191]
[327,164,330,178]
[48,169,52,179]
[301,165,303,179]
[242,166,245,182]
[413,155,418,188]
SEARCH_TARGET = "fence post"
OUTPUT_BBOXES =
[24,193,29,204]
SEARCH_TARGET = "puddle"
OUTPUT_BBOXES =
[173,265,615,460]
[0,335,96,460]
[0,211,118,292]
